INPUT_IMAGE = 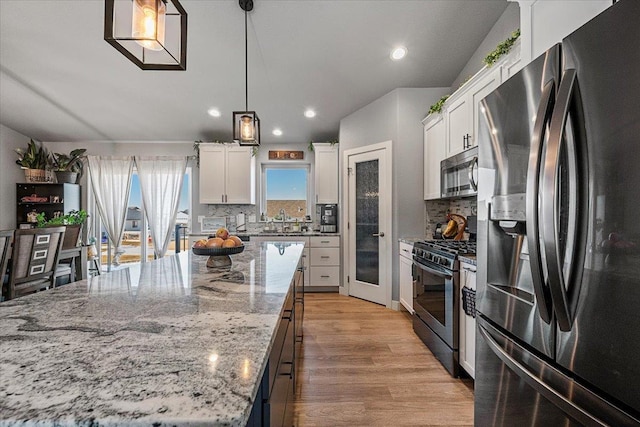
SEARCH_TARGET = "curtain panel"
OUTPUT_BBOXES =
[134,156,187,258]
[87,156,134,266]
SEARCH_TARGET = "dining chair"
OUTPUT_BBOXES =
[0,229,14,302]
[7,226,66,300]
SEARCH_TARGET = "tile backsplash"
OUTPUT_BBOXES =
[425,197,477,239]
[195,204,323,234]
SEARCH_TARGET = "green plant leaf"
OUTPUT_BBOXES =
[484,29,520,67]
[428,94,450,115]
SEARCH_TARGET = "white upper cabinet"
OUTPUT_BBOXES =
[423,39,521,194]
[313,143,338,204]
[199,144,255,204]
[445,93,471,158]
[423,114,445,200]
[446,65,501,158]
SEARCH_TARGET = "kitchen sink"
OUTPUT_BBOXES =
[259,231,310,235]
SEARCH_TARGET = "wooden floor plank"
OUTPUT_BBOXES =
[293,293,474,426]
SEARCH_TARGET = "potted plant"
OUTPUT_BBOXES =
[36,209,88,249]
[52,148,87,184]
[15,139,52,182]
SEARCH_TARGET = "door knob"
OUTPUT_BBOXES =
[372,232,385,237]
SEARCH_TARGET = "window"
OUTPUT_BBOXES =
[262,165,310,220]
[95,168,191,270]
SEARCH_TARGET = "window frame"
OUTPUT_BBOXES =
[260,163,311,220]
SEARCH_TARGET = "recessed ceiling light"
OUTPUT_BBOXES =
[207,108,221,117]
[273,128,283,136]
[304,109,316,118]
[390,46,407,61]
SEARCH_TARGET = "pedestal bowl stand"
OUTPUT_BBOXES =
[192,245,245,268]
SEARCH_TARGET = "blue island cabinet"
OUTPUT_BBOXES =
[247,260,303,427]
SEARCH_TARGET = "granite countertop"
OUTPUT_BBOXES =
[0,242,304,426]
[190,232,340,238]
[459,255,477,266]
[398,237,427,245]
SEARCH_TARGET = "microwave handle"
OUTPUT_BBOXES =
[468,156,478,191]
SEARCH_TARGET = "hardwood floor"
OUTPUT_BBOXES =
[293,293,474,427]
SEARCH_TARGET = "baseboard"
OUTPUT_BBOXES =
[304,286,338,293]
[339,286,348,296]
[391,300,400,311]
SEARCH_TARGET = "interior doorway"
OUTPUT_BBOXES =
[344,141,392,307]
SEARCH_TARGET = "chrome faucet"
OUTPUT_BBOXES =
[279,208,287,231]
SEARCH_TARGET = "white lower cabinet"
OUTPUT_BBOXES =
[251,235,341,288]
[399,241,414,313]
[309,236,341,288]
[459,261,476,378]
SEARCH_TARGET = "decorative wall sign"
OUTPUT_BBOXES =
[268,150,304,160]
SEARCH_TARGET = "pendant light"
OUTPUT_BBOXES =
[233,0,260,146]
[104,0,187,71]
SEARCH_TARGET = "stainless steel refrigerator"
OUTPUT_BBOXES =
[476,0,640,425]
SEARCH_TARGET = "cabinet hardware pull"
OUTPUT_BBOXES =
[320,240,330,243]
[321,256,330,259]
[321,275,330,278]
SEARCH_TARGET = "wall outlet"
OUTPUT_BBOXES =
[198,215,204,223]
[248,214,256,223]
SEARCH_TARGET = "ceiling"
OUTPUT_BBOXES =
[0,0,508,145]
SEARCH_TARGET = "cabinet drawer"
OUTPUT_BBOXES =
[310,236,339,247]
[310,247,340,266]
[399,242,413,259]
[310,267,340,286]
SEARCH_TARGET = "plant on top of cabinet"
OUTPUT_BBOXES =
[484,29,520,66]
[194,140,258,167]
[308,138,338,151]
[52,148,86,183]
[428,94,450,115]
[15,139,52,182]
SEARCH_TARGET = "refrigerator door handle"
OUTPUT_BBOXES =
[526,79,556,324]
[468,156,478,191]
[478,318,639,426]
[543,68,581,332]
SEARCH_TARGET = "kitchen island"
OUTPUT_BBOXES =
[0,241,304,426]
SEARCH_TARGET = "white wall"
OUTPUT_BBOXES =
[0,130,315,235]
[517,0,611,63]
[339,87,449,302]
[0,124,31,229]
[451,2,520,90]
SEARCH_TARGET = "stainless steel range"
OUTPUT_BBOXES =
[412,240,476,377]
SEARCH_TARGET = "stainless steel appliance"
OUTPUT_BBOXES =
[476,1,640,424]
[318,204,337,233]
[441,146,478,198]
[412,240,476,376]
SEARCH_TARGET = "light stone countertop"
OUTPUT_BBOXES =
[459,255,477,266]
[189,232,340,238]
[0,242,304,426]
[398,237,427,245]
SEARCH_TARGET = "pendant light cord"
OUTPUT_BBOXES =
[245,6,248,111]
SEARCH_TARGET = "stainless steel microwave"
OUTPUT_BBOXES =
[441,146,478,198]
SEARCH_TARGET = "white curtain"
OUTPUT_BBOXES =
[135,156,187,258]
[87,156,134,266]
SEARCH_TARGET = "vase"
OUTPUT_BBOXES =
[55,171,78,184]
[24,168,48,183]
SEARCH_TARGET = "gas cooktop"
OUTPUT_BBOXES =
[416,240,477,256]
[413,240,476,271]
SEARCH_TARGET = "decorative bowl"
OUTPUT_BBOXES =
[192,245,245,256]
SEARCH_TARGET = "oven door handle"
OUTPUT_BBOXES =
[413,260,452,279]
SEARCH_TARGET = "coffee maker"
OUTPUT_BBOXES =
[318,204,338,233]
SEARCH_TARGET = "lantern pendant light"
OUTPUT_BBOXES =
[104,0,187,71]
[233,0,260,146]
